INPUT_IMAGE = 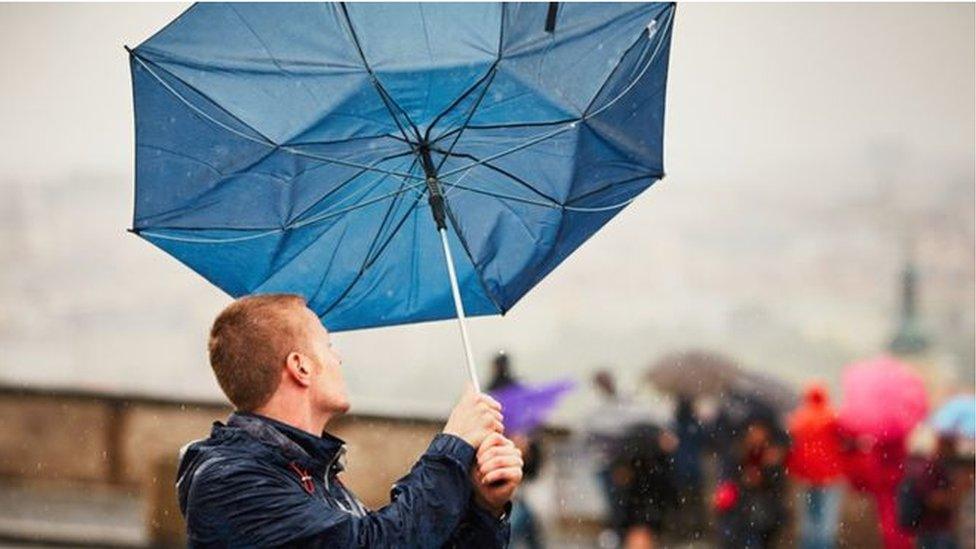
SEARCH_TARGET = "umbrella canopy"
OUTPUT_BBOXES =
[647,350,741,396]
[731,369,799,414]
[128,3,675,334]
[838,355,928,442]
[930,395,976,439]
[489,379,575,435]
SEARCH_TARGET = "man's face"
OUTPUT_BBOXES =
[298,306,350,416]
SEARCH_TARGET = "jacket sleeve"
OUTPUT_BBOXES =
[185,434,479,548]
[444,500,511,548]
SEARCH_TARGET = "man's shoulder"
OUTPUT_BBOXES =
[186,441,283,481]
[179,428,289,501]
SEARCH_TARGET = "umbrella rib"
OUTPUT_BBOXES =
[338,3,422,144]
[437,122,576,179]
[362,188,426,271]
[431,147,559,204]
[581,14,654,117]
[285,132,404,148]
[564,172,662,205]
[289,177,423,231]
[425,59,500,143]
[425,5,505,143]
[286,149,416,226]
[433,117,581,143]
[130,53,276,148]
[256,156,415,296]
[585,6,674,119]
[134,54,423,182]
[440,178,655,213]
[227,4,322,118]
[320,177,428,317]
[137,181,427,243]
[441,200,506,315]
[360,156,422,264]
[436,8,673,179]
[281,147,423,181]
[433,68,499,174]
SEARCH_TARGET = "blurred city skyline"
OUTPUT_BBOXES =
[0,3,973,420]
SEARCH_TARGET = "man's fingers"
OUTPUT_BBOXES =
[478,433,522,463]
[478,393,502,411]
[477,402,504,423]
[479,408,502,425]
[483,466,523,485]
[478,432,507,452]
[479,455,524,476]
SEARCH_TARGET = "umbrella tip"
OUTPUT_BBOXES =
[123,45,133,54]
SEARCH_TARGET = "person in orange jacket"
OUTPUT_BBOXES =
[787,384,844,549]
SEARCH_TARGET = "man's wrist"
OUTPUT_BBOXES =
[473,494,508,519]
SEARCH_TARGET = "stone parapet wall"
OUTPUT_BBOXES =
[0,387,444,509]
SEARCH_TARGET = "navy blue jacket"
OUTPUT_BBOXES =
[177,413,510,548]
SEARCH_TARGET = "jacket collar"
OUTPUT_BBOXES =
[226,412,346,475]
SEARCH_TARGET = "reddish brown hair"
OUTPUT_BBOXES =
[207,294,308,411]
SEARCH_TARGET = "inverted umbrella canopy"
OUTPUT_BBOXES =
[129,2,674,386]
[838,355,928,442]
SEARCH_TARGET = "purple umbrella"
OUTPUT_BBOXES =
[490,380,576,435]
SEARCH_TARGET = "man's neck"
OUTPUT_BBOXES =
[253,402,333,437]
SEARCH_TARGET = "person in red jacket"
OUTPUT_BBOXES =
[787,384,844,549]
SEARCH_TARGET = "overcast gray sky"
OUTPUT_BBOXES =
[0,3,973,419]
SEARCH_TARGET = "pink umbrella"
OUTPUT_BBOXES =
[838,355,928,441]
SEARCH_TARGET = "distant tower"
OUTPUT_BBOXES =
[888,259,930,356]
[887,256,951,404]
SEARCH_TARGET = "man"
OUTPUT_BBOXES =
[177,294,523,547]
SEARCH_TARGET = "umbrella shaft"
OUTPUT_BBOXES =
[438,227,481,392]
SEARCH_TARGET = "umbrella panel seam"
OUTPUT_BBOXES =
[134,54,424,183]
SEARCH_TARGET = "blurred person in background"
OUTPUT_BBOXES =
[714,418,789,549]
[610,422,678,549]
[178,295,522,547]
[841,431,914,549]
[484,352,545,549]
[901,434,966,549]
[509,433,545,549]
[787,384,844,549]
[584,370,639,541]
[488,351,518,392]
[670,395,707,540]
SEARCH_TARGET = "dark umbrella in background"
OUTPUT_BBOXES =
[731,370,799,416]
[647,350,741,397]
[127,2,676,390]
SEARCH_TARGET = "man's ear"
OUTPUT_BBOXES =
[285,351,312,387]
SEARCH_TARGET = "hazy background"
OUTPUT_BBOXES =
[0,3,973,420]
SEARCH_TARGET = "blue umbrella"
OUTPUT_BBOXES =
[128,3,675,389]
[930,395,976,439]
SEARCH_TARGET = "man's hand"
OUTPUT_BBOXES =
[443,385,504,449]
[471,433,523,518]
